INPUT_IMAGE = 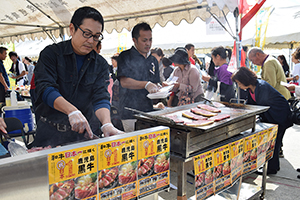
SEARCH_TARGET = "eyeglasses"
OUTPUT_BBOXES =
[75,24,103,42]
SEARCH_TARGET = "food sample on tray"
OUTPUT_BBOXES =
[75,173,97,199]
[182,111,208,120]
[210,114,230,122]
[164,114,184,123]
[98,167,119,190]
[49,179,75,200]
[197,104,221,113]
[119,162,137,185]
[154,152,169,173]
[184,119,214,127]
[191,108,217,117]
[138,157,155,177]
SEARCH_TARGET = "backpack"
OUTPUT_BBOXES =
[289,98,300,125]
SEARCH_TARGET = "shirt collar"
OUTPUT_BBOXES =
[64,39,95,60]
[133,45,151,58]
[262,55,269,66]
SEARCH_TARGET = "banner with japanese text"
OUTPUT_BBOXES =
[48,145,98,200]
[243,133,257,175]
[194,150,214,200]
[98,136,138,200]
[230,138,244,184]
[257,129,268,168]
[137,129,170,198]
[214,144,231,193]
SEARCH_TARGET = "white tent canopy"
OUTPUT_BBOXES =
[0,0,232,43]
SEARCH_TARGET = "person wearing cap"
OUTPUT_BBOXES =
[33,6,122,147]
[163,47,204,106]
[117,22,162,132]
[23,56,35,84]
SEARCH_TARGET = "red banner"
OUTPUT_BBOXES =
[239,0,267,40]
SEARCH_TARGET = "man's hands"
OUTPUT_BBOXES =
[68,110,93,139]
[0,118,7,134]
[101,123,124,137]
[145,81,160,93]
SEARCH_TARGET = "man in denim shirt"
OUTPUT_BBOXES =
[33,7,121,147]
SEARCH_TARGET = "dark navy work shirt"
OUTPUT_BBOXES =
[246,79,293,129]
[0,60,10,89]
[34,40,110,146]
[117,46,160,119]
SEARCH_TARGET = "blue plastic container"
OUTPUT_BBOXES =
[2,105,34,134]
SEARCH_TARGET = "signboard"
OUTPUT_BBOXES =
[266,125,278,161]
[243,134,257,175]
[98,137,138,200]
[213,144,231,193]
[137,129,170,198]
[230,138,244,184]
[48,145,98,200]
[193,150,214,200]
[257,130,268,168]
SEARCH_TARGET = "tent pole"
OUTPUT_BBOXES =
[234,7,240,103]
[59,27,64,41]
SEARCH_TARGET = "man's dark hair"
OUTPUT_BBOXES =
[185,43,194,50]
[231,67,257,86]
[8,51,18,58]
[71,6,104,32]
[132,22,151,40]
[0,47,7,54]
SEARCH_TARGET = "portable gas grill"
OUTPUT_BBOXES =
[135,101,270,199]
[135,101,269,158]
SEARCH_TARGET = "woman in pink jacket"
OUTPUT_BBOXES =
[163,47,204,106]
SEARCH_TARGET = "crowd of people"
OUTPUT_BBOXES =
[0,5,300,179]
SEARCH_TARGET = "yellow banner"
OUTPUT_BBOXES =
[138,130,169,159]
[48,145,98,200]
[137,129,170,197]
[230,138,244,183]
[98,136,137,170]
[255,7,272,49]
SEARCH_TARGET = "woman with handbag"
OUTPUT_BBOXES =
[163,47,204,106]
[232,67,293,175]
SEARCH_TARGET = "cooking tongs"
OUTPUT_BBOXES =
[200,96,216,107]
[125,107,176,125]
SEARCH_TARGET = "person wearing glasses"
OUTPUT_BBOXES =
[33,6,122,147]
